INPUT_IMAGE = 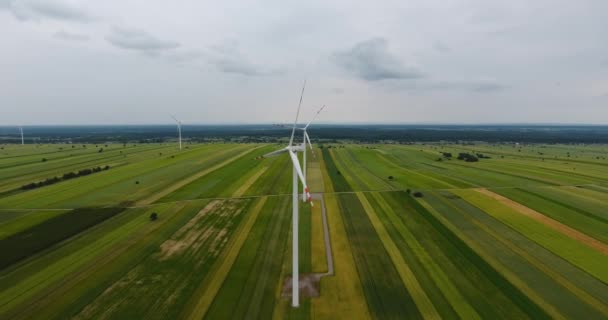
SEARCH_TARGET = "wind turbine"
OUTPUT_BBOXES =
[19,126,24,145]
[170,115,182,150]
[261,81,313,308]
[299,105,325,202]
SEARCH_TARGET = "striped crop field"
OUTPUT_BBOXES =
[0,142,606,319]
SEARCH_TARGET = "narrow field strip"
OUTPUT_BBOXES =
[138,146,261,205]
[312,151,370,319]
[232,166,268,197]
[453,189,608,284]
[185,196,268,320]
[476,188,608,255]
[356,192,440,320]
[417,199,561,320]
[452,199,608,316]
[368,192,481,320]
[429,191,608,318]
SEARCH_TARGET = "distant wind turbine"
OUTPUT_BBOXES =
[19,126,24,145]
[170,115,182,150]
[261,81,314,307]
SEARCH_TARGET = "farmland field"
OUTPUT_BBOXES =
[0,142,607,319]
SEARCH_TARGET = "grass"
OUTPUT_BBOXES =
[334,192,421,319]
[204,196,291,319]
[185,197,269,319]
[366,191,480,320]
[0,210,69,239]
[356,192,441,319]
[494,187,608,242]
[425,191,607,318]
[452,189,608,283]
[0,207,125,269]
[1,142,607,319]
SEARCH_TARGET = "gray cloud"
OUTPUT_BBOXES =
[207,43,282,76]
[1,0,93,22]
[416,79,508,93]
[53,30,89,42]
[333,38,424,81]
[433,41,450,53]
[106,27,179,53]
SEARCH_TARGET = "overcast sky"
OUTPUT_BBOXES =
[1,0,607,125]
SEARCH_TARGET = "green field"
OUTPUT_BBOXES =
[0,142,607,319]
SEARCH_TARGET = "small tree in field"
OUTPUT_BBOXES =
[388,176,394,180]
[150,212,158,221]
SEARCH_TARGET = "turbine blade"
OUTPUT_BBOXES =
[305,132,316,159]
[304,105,325,129]
[262,147,290,158]
[289,151,313,205]
[289,80,306,146]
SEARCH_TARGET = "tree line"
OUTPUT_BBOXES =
[21,165,110,190]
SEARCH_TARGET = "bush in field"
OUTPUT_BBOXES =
[150,212,158,221]
[135,180,140,184]
[406,189,411,194]
[413,191,423,198]
[41,158,47,162]
[457,153,479,162]
[388,175,394,180]
[442,152,452,158]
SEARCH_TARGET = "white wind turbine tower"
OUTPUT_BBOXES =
[19,126,24,145]
[262,81,314,308]
[170,115,182,150]
[300,105,325,202]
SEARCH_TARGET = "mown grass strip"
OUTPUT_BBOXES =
[0,204,174,317]
[476,188,608,255]
[139,145,262,205]
[204,196,290,319]
[356,192,439,320]
[336,193,421,319]
[438,193,608,316]
[516,187,608,225]
[368,192,481,320]
[186,196,268,319]
[232,166,269,197]
[415,197,554,320]
[0,207,125,270]
[0,210,69,239]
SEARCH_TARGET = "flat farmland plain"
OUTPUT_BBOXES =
[0,142,606,319]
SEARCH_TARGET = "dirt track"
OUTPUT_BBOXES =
[475,188,608,255]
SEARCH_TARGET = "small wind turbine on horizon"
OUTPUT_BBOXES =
[19,126,24,145]
[170,115,182,150]
[261,81,315,308]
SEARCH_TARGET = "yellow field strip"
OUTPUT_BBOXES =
[369,192,481,320]
[475,188,608,255]
[232,166,268,197]
[418,199,567,320]
[138,146,261,205]
[311,200,327,273]
[310,193,370,319]
[356,192,441,320]
[185,196,268,320]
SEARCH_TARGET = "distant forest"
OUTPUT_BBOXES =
[1,125,607,144]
